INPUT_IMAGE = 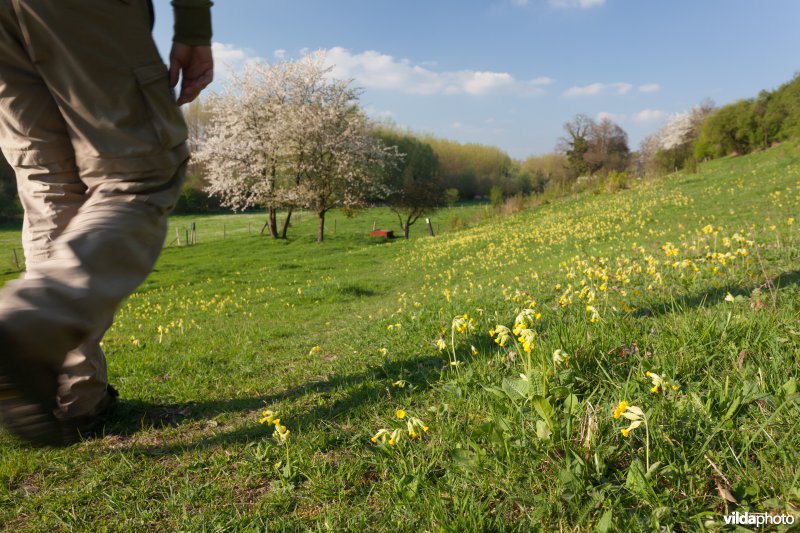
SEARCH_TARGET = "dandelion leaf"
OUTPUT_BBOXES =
[535,419,552,440]
[531,395,555,430]
[502,376,532,401]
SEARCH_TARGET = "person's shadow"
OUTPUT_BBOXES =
[100,346,468,454]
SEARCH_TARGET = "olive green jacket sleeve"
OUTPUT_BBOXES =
[172,0,213,46]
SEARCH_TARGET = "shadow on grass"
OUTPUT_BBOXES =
[103,349,458,453]
[633,269,800,317]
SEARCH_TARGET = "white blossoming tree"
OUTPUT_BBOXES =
[197,52,397,242]
[284,54,397,242]
[197,61,293,237]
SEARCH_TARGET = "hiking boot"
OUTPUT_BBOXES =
[0,327,62,446]
[60,384,119,444]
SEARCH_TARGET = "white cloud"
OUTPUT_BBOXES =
[209,44,551,98]
[632,109,667,122]
[211,42,263,79]
[323,47,548,97]
[530,76,555,86]
[564,82,633,97]
[638,83,661,93]
[550,0,605,8]
[451,121,463,129]
[597,111,626,122]
[364,106,394,121]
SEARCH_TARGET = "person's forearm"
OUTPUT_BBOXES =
[172,0,213,46]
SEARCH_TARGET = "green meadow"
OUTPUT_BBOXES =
[1,144,798,531]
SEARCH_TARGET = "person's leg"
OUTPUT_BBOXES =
[0,0,188,444]
[13,121,114,421]
[0,1,85,444]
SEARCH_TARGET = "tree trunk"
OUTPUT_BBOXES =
[280,206,294,239]
[317,210,325,243]
[268,208,279,238]
[403,221,410,239]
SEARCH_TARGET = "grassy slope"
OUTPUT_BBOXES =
[0,145,798,531]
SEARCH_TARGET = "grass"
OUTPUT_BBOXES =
[0,144,799,531]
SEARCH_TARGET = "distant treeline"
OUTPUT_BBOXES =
[695,74,800,159]
[1,74,798,220]
[640,73,800,176]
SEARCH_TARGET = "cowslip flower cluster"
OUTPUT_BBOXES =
[371,409,429,446]
[260,410,290,444]
[452,314,476,335]
[612,401,645,437]
[489,325,511,347]
[552,349,570,365]
[645,371,679,394]
[516,328,537,354]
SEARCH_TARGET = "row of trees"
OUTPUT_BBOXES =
[193,53,580,241]
[5,59,793,232]
[638,74,800,175]
[694,74,800,159]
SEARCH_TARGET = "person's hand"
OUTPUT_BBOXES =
[169,43,213,105]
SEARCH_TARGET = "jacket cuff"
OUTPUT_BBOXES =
[172,3,213,46]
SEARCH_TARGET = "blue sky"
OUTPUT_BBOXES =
[153,0,800,159]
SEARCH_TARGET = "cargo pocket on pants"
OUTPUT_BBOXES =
[133,64,188,150]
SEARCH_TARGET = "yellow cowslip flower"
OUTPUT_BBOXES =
[396,409,407,419]
[436,338,447,351]
[515,308,540,329]
[259,410,277,425]
[371,428,390,444]
[452,314,476,335]
[309,345,321,356]
[490,325,511,347]
[552,349,570,365]
[517,328,536,354]
[613,401,630,419]
[646,371,670,394]
[788,217,795,226]
[470,345,479,356]
[662,243,679,257]
[406,416,429,439]
[274,424,290,443]
[379,348,389,356]
[613,402,644,437]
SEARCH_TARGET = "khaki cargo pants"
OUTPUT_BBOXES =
[0,0,188,419]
